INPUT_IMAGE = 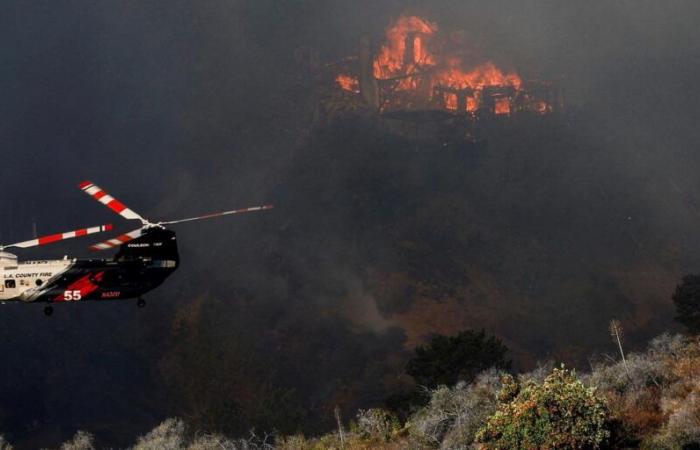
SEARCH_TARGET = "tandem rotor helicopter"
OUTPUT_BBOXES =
[0,181,273,316]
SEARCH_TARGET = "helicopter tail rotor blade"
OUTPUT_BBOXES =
[158,205,274,226]
[4,224,113,249]
[79,181,147,223]
[90,228,144,251]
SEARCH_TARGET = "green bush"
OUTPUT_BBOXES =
[476,367,610,450]
[406,330,510,389]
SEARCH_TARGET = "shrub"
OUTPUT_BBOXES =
[353,409,401,442]
[0,436,11,450]
[408,369,504,448]
[476,367,610,450]
[586,334,699,446]
[673,275,700,334]
[641,385,700,449]
[406,330,510,389]
[187,433,253,450]
[59,431,95,450]
[133,418,187,450]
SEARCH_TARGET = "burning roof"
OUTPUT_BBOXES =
[336,15,562,116]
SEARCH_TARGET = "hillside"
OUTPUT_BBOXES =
[6,333,697,449]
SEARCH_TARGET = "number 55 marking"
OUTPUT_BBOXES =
[63,290,82,301]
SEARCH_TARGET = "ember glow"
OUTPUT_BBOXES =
[535,100,552,114]
[336,74,360,93]
[337,15,552,115]
[495,97,512,115]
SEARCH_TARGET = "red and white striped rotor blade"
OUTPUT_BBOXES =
[5,224,114,249]
[90,228,144,251]
[79,181,145,222]
[159,205,274,226]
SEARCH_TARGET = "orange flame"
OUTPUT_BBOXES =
[435,61,522,91]
[372,16,438,91]
[445,93,458,111]
[336,74,360,93]
[373,16,437,79]
[335,15,551,114]
[495,98,511,115]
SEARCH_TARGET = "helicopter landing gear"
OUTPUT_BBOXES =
[44,305,54,316]
[137,298,146,308]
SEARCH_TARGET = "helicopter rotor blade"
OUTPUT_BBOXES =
[158,205,274,226]
[89,228,144,251]
[3,224,113,250]
[79,181,147,223]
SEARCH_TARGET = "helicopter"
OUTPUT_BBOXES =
[0,181,273,316]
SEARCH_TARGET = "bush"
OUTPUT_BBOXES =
[408,369,504,448]
[587,351,667,445]
[673,275,700,334]
[131,419,275,450]
[353,409,401,442]
[476,367,610,450]
[585,334,699,447]
[642,385,700,449]
[406,330,510,389]
[0,436,11,450]
[59,431,95,450]
[133,419,187,450]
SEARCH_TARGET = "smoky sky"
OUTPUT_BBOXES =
[2,0,700,226]
[1,0,700,447]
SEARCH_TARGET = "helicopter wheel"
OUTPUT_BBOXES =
[44,306,54,316]
[137,298,146,308]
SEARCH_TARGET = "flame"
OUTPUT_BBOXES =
[435,61,522,91]
[445,93,458,111]
[433,60,521,112]
[335,15,552,114]
[336,74,360,93]
[535,100,551,114]
[373,16,438,91]
[495,98,511,115]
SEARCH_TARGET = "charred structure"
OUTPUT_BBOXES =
[336,16,563,117]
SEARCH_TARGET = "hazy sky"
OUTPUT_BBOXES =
[1,1,700,447]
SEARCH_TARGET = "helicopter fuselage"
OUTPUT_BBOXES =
[0,228,179,305]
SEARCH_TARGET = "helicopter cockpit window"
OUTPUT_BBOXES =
[5,280,16,289]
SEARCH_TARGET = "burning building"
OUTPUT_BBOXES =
[336,15,563,116]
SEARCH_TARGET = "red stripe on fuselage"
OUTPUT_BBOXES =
[54,271,105,302]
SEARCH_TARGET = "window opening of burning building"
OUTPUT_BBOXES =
[335,15,563,117]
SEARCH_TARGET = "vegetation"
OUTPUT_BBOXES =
[476,368,610,449]
[407,369,505,448]
[4,334,696,449]
[673,275,700,334]
[406,330,510,389]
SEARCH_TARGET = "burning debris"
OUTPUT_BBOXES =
[336,15,563,116]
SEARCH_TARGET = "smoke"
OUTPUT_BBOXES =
[1,0,700,446]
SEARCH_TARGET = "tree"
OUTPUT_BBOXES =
[406,330,510,389]
[672,275,700,334]
[476,367,611,449]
